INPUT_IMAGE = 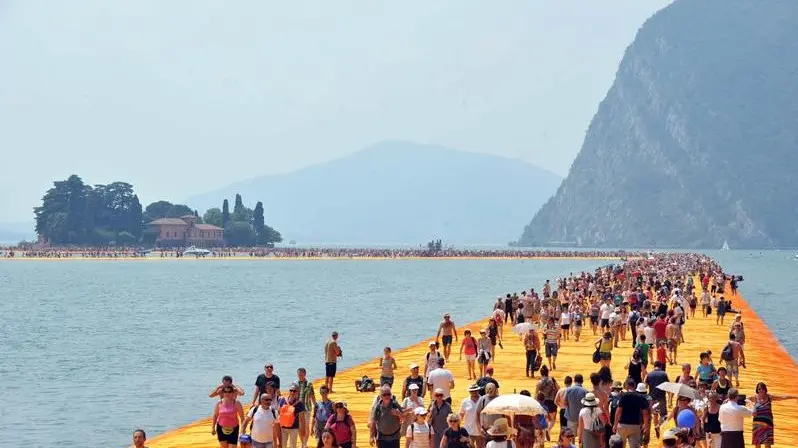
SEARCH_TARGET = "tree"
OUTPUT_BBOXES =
[203,207,224,228]
[253,201,265,245]
[224,221,255,246]
[143,201,174,222]
[231,193,252,223]
[34,174,91,244]
[222,199,230,228]
[166,204,193,218]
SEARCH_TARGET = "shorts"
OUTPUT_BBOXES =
[545,342,558,357]
[726,359,739,378]
[217,424,239,444]
[590,315,599,325]
[543,399,557,414]
[254,442,274,448]
[380,376,394,387]
[442,335,453,346]
[465,354,477,361]
[326,362,337,378]
[600,318,610,328]
[652,396,667,417]
[599,351,612,361]
[668,339,678,349]
[561,324,570,330]
[574,321,583,328]
[478,351,491,365]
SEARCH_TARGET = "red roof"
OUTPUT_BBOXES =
[149,218,188,226]
[194,223,223,231]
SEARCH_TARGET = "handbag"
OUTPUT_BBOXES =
[592,348,601,364]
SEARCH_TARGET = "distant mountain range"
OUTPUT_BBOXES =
[0,221,34,244]
[187,141,562,244]
[518,0,798,249]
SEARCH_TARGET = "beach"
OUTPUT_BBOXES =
[145,254,798,448]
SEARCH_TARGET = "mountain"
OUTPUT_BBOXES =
[187,141,562,244]
[518,0,798,249]
[0,221,35,244]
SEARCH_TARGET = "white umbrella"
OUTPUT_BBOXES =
[481,394,546,416]
[511,322,537,335]
[656,382,699,399]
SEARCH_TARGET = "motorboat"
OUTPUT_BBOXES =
[183,246,211,257]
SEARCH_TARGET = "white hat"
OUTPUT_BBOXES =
[414,407,428,416]
[409,363,420,369]
[582,393,599,407]
[408,383,420,390]
[433,388,446,396]
[636,383,648,394]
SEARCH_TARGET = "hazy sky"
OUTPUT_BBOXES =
[0,0,672,223]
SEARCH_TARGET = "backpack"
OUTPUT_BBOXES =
[328,414,354,441]
[316,400,334,424]
[608,395,621,425]
[248,405,277,432]
[588,410,605,435]
[358,376,375,392]
[720,343,733,361]
[279,401,298,427]
[629,311,639,326]
[633,344,642,361]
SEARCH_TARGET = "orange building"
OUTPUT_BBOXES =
[148,215,224,247]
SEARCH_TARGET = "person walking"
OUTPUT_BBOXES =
[370,386,403,448]
[718,388,751,448]
[428,388,453,448]
[751,382,798,448]
[563,373,587,434]
[612,378,650,448]
[213,386,246,448]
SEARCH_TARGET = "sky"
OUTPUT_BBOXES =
[0,0,672,223]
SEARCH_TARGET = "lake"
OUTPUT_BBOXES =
[0,251,795,447]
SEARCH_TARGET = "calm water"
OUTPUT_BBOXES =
[0,252,796,447]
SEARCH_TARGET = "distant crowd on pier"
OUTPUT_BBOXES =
[0,246,642,260]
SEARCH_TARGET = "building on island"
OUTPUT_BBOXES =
[148,215,224,247]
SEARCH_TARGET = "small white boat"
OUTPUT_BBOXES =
[721,240,730,251]
[183,246,211,257]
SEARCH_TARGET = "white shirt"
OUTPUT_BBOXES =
[406,422,434,448]
[249,405,277,443]
[559,312,571,325]
[600,303,613,320]
[579,407,604,431]
[718,401,752,432]
[403,396,425,411]
[459,398,480,435]
[427,368,454,398]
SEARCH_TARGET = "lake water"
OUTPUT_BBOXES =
[1,251,796,447]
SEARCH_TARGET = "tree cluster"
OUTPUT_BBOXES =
[203,193,281,246]
[34,175,282,246]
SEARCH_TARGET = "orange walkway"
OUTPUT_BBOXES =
[150,281,798,447]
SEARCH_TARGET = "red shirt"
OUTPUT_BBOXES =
[653,319,667,339]
[656,347,667,364]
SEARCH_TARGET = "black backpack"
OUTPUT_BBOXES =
[247,405,277,432]
[720,343,734,361]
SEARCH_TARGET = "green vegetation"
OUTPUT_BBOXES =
[33,174,281,246]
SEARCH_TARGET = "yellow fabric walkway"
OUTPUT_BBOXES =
[150,282,798,447]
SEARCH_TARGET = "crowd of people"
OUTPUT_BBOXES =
[127,253,788,448]
[1,246,641,260]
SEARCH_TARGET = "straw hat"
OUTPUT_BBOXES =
[414,407,428,416]
[581,393,599,407]
[486,418,517,436]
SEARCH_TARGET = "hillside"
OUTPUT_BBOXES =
[0,222,34,244]
[188,141,562,244]
[518,0,798,249]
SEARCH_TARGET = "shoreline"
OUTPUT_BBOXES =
[147,257,798,448]
[0,256,635,262]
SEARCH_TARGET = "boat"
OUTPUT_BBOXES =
[721,240,730,251]
[182,246,211,257]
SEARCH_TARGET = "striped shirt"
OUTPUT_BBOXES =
[544,326,559,344]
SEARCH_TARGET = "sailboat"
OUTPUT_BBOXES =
[721,240,730,251]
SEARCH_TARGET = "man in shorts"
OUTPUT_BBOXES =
[543,318,561,370]
[436,314,458,361]
[324,331,342,393]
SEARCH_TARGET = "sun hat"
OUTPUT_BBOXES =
[468,384,481,392]
[429,341,437,347]
[486,418,517,436]
[414,407,428,415]
[581,392,599,407]
[409,363,419,369]
[611,381,623,390]
[636,383,648,393]
[288,383,299,391]
[434,388,446,396]
[408,383,420,390]
[661,428,681,441]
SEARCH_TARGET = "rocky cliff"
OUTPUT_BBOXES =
[518,0,798,249]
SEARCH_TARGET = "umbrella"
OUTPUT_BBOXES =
[512,322,538,335]
[656,382,699,399]
[481,394,546,417]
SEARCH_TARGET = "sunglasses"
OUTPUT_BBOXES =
[435,394,444,398]
[266,366,274,369]
[381,393,391,397]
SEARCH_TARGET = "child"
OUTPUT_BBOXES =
[656,340,672,367]
[379,346,398,387]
